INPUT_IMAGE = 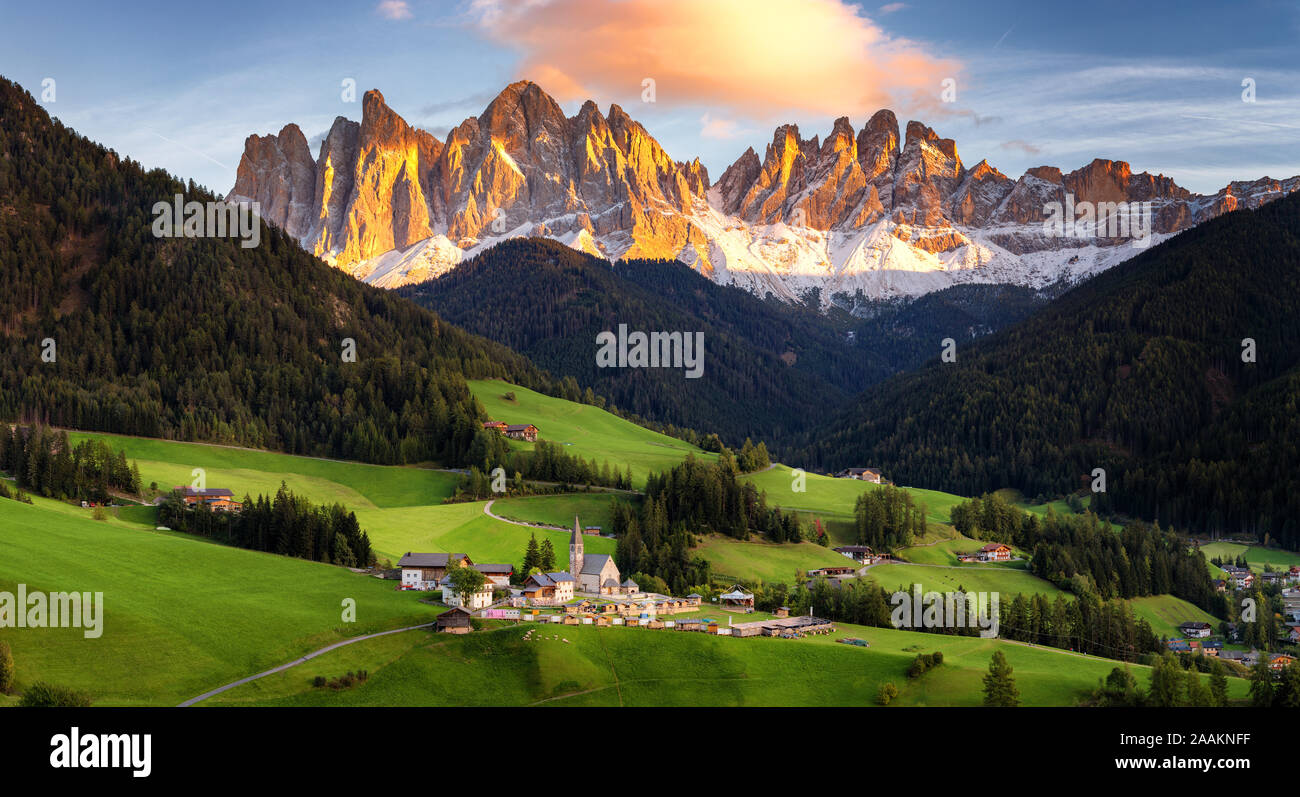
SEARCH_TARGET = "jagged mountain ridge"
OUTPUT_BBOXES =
[230,80,1300,303]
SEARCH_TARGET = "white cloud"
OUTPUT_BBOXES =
[377,1,413,20]
[470,0,959,120]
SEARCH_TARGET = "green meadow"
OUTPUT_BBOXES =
[355,501,616,566]
[694,535,855,584]
[741,465,967,526]
[1130,595,1222,640]
[469,379,716,483]
[491,492,631,532]
[1196,541,1300,574]
[897,535,1030,568]
[0,496,440,707]
[67,430,460,509]
[205,617,1252,708]
[866,562,1067,600]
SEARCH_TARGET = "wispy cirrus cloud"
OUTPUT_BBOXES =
[469,0,959,120]
[879,3,907,13]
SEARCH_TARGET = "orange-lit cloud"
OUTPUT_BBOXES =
[470,0,959,119]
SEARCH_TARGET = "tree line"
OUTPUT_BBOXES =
[0,425,140,503]
[157,482,374,567]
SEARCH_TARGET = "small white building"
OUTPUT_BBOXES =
[440,576,494,611]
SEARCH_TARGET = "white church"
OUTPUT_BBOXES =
[569,517,636,595]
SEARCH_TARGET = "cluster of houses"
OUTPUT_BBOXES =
[481,421,539,442]
[1216,563,1300,592]
[433,602,834,640]
[396,551,515,610]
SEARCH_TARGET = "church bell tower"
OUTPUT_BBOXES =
[569,515,584,578]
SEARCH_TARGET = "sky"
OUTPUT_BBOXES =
[1,0,1297,195]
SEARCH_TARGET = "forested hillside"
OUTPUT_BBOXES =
[800,191,1300,548]
[0,76,560,466]
[399,239,1045,450]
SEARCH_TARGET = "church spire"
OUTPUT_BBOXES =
[569,515,584,577]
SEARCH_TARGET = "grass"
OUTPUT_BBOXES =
[67,430,460,510]
[1197,541,1300,574]
[896,534,1029,569]
[204,616,1253,707]
[355,501,616,566]
[1130,595,1222,640]
[490,492,632,532]
[469,380,716,483]
[741,465,967,526]
[866,562,1067,600]
[0,496,441,706]
[694,535,855,584]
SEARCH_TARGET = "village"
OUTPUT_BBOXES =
[395,516,839,640]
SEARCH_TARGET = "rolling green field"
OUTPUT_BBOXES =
[205,616,1252,707]
[469,380,716,483]
[694,535,855,584]
[67,431,460,509]
[355,501,616,566]
[897,535,1029,568]
[741,465,967,526]
[491,492,631,532]
[1197,542,1300,574]
[1130,595,1222,640]
[866,562,1067,600]
[0,496,440,706]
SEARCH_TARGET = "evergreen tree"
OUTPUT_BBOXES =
[982,650,1020,707]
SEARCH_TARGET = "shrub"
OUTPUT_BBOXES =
[907,651,945,679]
[0,641,13,693]
[19,682,92,707]
[877,682,898,706]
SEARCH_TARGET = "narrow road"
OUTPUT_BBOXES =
[177,622,433,706]
[483,499,568,531]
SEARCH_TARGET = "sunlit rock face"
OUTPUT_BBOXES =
[231,81,1300,303]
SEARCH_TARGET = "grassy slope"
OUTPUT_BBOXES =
[866,562,1067,600]
[741,465,966,526]
[468,380,716,484]
[694,536,854,584]
[897,535,1030,568]
[355,501,616,566]
[68,431,459,509]
[1197,541,1300,574]
[490,492,630,532]
[1130,595,1222,640]
[0,497,440,706]
[206,618,1252,708]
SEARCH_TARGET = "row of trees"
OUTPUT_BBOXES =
[0,425,140,503]
[157,483,374,567]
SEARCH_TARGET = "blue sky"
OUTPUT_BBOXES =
[2,0,1297,195]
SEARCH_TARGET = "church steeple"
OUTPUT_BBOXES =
[569,515,584,577]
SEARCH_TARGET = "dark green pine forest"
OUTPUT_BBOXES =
[799,190,1300,549]
[0,76,576,467]
[398,239,1045,448]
